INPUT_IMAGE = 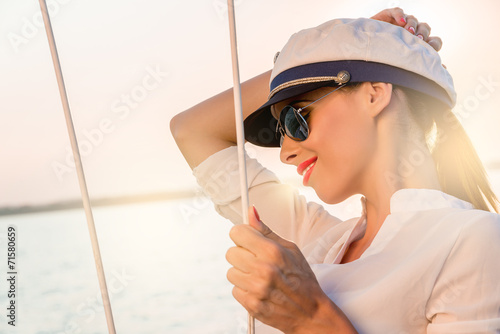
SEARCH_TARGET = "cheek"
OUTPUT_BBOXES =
[337,118,376,159]
[302,105,376,201]
[306,106,375,160]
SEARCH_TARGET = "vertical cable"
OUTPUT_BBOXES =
[38,1,116,333]
[226,1,255,333]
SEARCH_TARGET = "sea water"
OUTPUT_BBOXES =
[1,169,499,334]
[0,197,248,334]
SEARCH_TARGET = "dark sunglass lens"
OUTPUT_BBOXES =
[281,107,307,141]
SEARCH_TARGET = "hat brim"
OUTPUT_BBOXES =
[244,60,452,147]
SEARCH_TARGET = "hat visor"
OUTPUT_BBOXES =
[244,60,453,147]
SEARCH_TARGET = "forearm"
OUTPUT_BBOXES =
[170,70,271,169]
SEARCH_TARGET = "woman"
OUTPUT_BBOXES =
[170,8,500,334]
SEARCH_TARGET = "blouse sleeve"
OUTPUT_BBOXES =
[426,211,500,333]
[192,146,343,248]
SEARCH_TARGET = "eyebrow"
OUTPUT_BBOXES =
[289,99,312,105]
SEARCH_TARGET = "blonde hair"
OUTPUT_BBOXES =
[339,82,498,212]
[400,87,499,213]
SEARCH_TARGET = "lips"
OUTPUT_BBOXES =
[297,157,317,185]
[297,157,317,175]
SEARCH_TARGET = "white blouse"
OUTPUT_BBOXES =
[193,146,500,334]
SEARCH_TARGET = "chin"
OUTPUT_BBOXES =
[314,186,350,205]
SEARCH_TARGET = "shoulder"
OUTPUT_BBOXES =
[426,211,500,328]
[450,209,500,244]
[409,207,500,269]
[428,207,500,251]
[421,203,500,239]
[441,209,500,271]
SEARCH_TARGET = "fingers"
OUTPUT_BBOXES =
[226,245,255,273]
[231,286,275,318]
[372,8,443,52]
[370,7,406,26]
[229,222,287,266]
[248,205,265,232]
[249,206,280,241]
[231,206,288,249]
[404,14,443,51]
[415,22,431,40]
[405,15,430,40]
[387,7,407,26]
[229,224,264,255]
[428,36,443,52]
[404,14,418,35]
[227,260,292,303]
[226,208,326,330]
[227,267,259,294]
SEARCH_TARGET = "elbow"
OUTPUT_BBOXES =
[170,112,187,143]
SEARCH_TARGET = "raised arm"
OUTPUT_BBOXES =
[170,70,271,169]
[170,8,441,170]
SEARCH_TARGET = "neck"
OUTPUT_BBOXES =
[359,116,441,243]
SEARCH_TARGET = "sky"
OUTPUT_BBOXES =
[1,0,500,207]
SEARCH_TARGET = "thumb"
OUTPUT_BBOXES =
[249,206,282,243]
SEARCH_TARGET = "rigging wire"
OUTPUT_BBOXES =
[38,1,116,333]
[226,1,255,333]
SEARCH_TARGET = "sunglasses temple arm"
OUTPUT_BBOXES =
[298,84,345,113]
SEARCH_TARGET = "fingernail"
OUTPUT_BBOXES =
[417,34,424,40]
[408,26,415,34]
[253,206,260,221]
[400,17,406,24]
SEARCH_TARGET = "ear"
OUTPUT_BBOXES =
[361,82,393,118]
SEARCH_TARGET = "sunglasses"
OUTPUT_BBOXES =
[276,84,346,146]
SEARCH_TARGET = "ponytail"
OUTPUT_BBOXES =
[401,87,499,213]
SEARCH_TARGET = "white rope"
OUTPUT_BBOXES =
[226,1,255,333]
[38,1,116,333]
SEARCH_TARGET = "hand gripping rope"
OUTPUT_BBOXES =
[38,1,116,333]
[226,1,255,333]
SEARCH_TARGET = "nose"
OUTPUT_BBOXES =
[280,136,300,164]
